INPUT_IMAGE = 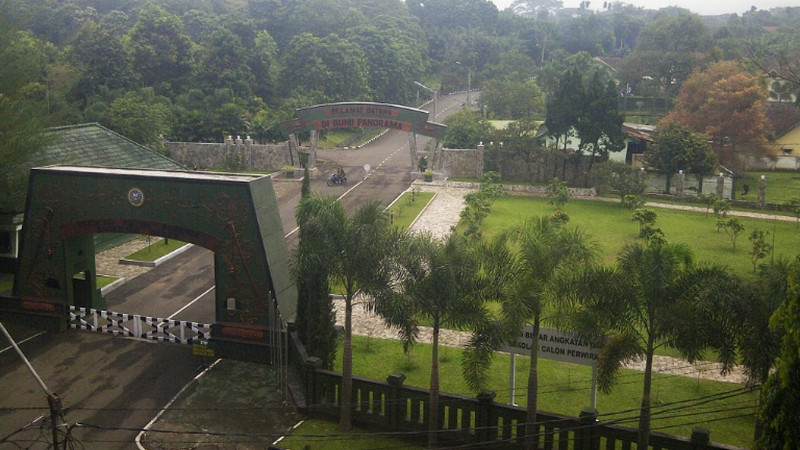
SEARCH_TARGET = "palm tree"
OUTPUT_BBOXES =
[731,258,791,442]
[554,240,740,449]
[371,232,490,448]
[490,216,595,450]
[294,195,396,432]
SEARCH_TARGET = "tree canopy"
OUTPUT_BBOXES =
[663,61,772,170]
[646,122,717,178]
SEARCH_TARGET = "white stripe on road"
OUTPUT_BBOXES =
[0,331,46,355]
[135,359,221,450]
[166,285,215,321]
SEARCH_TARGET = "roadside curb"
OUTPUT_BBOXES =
[119,243,194,268]
[100,276,127,295]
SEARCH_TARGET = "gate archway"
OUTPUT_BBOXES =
[6,165,296,361]
[278,102,446,171]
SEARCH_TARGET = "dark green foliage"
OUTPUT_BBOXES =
[646,123,718,191]
[618,11,713,97]
[592,161,647,202]
[479,77,544,120]
[748,229,772,271]
[301,163,311,198]
[459,172,504,239]
[442,109,493,149]
[292,196,338,369]
[545,68,583,150]
[621,195,645,210]
[545,177,570,209]
[371,233,488,447]
[758,258,800,449]
[697,193,718,216]
[632,208,657,236]
[0,4,51,212]
[554,239,741,449]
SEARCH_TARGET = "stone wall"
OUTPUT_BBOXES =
[440,148,483,178]
[446,180,596,197]
[746,155,800,171]
[165,140,298,171]
[644,172,733,199]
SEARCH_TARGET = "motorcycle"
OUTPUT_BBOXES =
[327,173,347,186]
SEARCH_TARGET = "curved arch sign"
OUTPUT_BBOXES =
[278,102,446,139]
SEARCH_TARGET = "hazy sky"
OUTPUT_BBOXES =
[490,0,797,16]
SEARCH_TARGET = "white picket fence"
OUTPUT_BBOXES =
[69,306,210,345]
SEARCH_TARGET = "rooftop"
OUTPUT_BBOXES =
[31,123,185,171]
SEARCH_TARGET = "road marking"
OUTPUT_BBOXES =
[0,331,46,355]
[135,358,222,450]
[167,285,215,320]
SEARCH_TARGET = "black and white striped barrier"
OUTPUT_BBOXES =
[69,306,211,345]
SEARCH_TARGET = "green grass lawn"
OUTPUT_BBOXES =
[125,238,187,262]
[480,195,800,276]
[331,335,756,448]
[737,171,800,205]
[386,189,435,231]
[350,129,385,147]
[277,418,424,450]
[0,276,13,293]
[96,275,117,288]
[315,129,356,149]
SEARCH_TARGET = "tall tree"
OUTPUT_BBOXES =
[125,4,195,96]
[345,17,427,105]
[479,77,545,120]
[293,196,396,432]
[728,259,790,442]
[577,71,625,171]
[292,195,338,369]
[68,19,134,103]
[758,256,800,450]
[372,232,489,448]
[492,216,595,450]
[664,61,772,171]
[250,30,280,102]
[558,14,615,56]
[194,27,253,98]
[442,109,494,149]
[645,122,717,193]
[0,5,51,213]
[545,68,584,151]
[104,88,173,151]
[618,11,712,97]
[280,32,370,103]
[554,240,740,449]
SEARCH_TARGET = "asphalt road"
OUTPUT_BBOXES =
[106,91,470,325]
[0,92,471,449]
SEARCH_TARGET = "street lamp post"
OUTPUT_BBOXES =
[456,61,471,108]
[414,81,436,120]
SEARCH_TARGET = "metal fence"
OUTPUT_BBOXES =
[287,329,742,450]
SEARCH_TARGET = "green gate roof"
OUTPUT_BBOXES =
[31,123,184,170]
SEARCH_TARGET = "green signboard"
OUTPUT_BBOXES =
[278,102,446,139]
